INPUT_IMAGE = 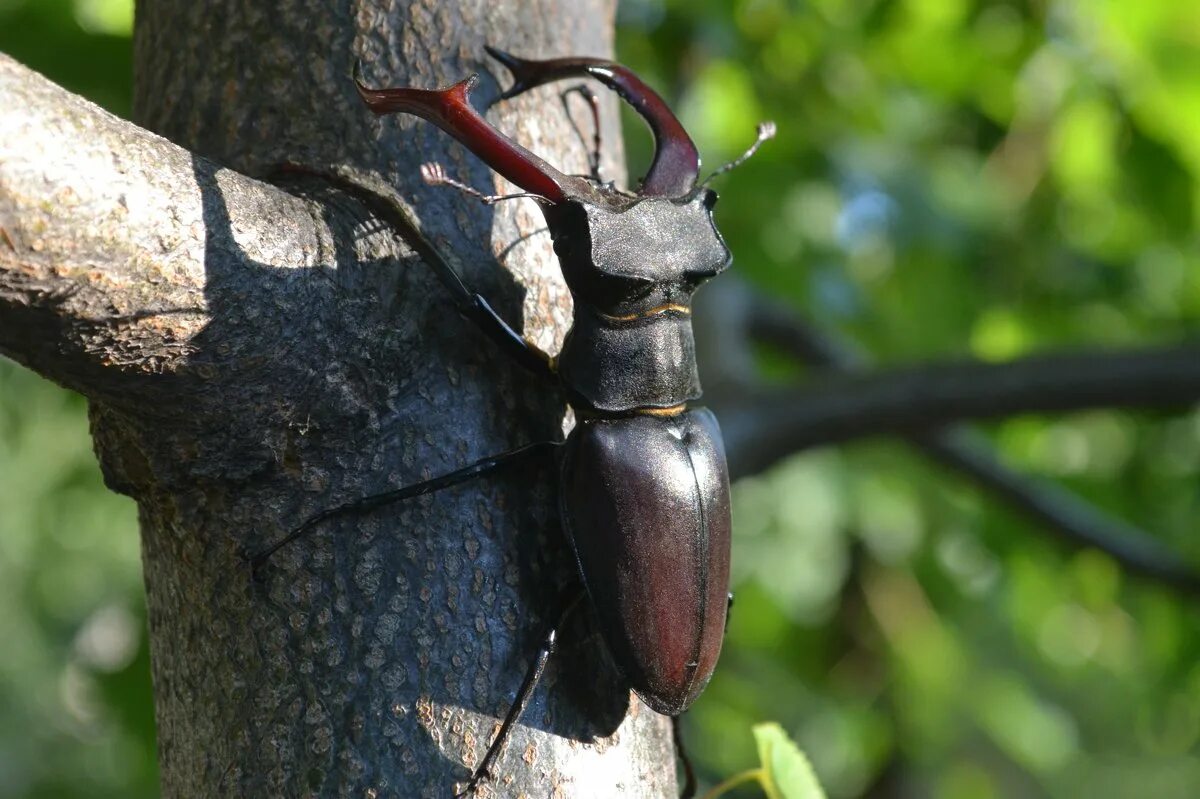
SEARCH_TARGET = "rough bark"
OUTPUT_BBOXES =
[1,1,679,797]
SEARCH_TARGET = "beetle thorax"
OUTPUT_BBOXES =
[546,190,731,413]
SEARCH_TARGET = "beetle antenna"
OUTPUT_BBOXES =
[700,121,777,186]
[420,162,552,205]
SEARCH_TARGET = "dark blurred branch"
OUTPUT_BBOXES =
[726,341,1199,469]
[736,295,1200,595]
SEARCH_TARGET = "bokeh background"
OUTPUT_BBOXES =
[2,0,1199,797]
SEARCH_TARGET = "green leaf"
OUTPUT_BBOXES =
[753,723,828,799]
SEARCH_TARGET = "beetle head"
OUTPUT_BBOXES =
[354,49,766,311]
[547,187,731,313]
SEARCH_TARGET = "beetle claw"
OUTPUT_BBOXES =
[454,767,491,798]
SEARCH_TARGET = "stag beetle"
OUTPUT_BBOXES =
[254,46,773,795]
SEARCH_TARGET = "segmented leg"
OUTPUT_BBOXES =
[672,716,697,799]
[420,161,553,205]
[272,164,557,381]
[251,441,561,574]
[456,593,584,797]
[561,83,603,182]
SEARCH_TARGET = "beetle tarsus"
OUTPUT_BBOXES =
[452,768,491,799]
[420,161,552,205]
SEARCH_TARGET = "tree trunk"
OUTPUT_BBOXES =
[1,0,678,796]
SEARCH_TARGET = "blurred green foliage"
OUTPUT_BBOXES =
[617,1,1200,797]
[1,7,149,799]
[1,0,1198,797]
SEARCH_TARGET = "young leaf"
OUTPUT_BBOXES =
[753,723,827,799]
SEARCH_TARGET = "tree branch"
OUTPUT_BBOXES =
[722,342,1200,474]
[739,293,1200,595]
[0,54,330,408]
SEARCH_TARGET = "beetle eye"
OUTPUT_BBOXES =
[702,189,719,210]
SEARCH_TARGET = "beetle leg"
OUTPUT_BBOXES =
[272,164,557,381]
[420,161,553,205]
[560,83,603,182]
[456,592,584,797]
[725,591,734,632]
[672,716,697,799]
[251,441,561,575]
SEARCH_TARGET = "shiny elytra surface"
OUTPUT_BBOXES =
[560,408,732,715]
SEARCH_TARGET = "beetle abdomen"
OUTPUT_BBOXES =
[560,408,731,716]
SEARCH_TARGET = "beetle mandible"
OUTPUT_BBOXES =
[254,45,773,795]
